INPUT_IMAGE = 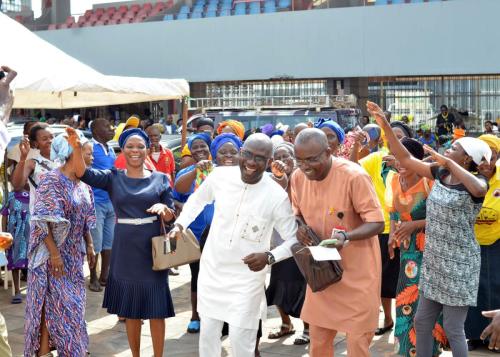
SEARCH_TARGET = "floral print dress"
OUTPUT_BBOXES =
[385,173,447,357]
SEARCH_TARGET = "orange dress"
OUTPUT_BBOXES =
[290,158,384,333]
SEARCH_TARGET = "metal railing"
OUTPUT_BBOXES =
[189,94,357,110]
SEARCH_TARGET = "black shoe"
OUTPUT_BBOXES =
[467,339,481,351]
[375,323,394,336]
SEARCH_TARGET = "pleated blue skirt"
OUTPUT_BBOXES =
[102,222,175,319]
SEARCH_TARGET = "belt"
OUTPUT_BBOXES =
[117,216,158,225]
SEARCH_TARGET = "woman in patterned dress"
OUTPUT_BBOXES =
[368,101,491,357]
[2,190,30,304]
[385,138,446,357]
[24,133,96,357]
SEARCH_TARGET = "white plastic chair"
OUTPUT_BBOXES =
[0,251,14,295]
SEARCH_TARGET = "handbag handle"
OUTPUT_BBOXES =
[160,208,178,254]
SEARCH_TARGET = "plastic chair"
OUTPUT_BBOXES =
[219,9,231,16]
[249,7,260,14]
[191,11,203,18]
[106,6,116,15]
[177,13,189,19]
[263,6,276,12]
[163,14,175,20]
[0,252,14,296]
[374,0,389,4]
[390,0,405,4]
[130,4,141,12]
[118,5,128,13]
[207,4,218,11]
[205,10,217,17]
[179,5,190,13]
[84,9,93,19]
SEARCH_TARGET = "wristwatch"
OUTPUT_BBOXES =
[265,251,276,265]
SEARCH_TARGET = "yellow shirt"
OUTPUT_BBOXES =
[360,151,391,234]
[475,170,500,245]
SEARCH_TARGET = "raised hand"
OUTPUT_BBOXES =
[271,160,286,178]
[19,135,30,160]
[66,127,82,150]
[366,101,387,127]
[423,144,449,167]
[196,160,212,172]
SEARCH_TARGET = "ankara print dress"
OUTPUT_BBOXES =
[385,173,447,357]
[24,170,95,357]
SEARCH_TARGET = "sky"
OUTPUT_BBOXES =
[32,0,126,17]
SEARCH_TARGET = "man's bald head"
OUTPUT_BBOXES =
[294,129,332,181]
[295,128,329,150]
[294,123,308,137]
[243,133,273,159]
[240,133,273,184]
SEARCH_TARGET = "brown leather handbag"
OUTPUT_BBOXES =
[292,218,343,292]
[151,221,201,271]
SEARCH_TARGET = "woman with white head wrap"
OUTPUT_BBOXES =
[367,101,490,357]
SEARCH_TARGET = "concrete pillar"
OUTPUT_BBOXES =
[345,77,369,114]
[50,0,70,24]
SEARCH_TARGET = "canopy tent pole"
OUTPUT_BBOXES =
[181,96,189,147]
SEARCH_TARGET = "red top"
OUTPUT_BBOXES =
[148,145,175,186]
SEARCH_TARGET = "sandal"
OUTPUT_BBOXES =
[293,332,310,345]
[11,293,22,304]
[268,323,295,339]
[375,322,394,336]
[89,280,102,292]
[187,320,201,333]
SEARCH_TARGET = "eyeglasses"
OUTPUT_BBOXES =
[295,150,327,166]
[240,149,268,165]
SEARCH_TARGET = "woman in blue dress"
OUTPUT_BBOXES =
[68,127,176,357]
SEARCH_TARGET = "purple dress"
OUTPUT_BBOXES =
[24,170,96,357]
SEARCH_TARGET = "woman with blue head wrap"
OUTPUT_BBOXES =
[314,118,346,155]
[174,133,217,333]
[210,133,243,166]
[68,126,176,354]
[114,128,156,170]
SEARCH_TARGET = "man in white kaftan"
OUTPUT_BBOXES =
[170,134,298,357]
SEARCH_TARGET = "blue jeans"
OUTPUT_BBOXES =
[91,201,116,253]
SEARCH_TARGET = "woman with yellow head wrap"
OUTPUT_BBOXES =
[216,120,245,140]
[465,133,500,350]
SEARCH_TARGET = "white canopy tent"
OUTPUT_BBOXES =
[0,13,189,109]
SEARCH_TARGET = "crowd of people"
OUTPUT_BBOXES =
[0,65,499,357]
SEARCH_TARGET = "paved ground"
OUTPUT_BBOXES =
[0,265,494,356]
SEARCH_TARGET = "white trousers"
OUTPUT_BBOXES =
[199,315,257,357]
